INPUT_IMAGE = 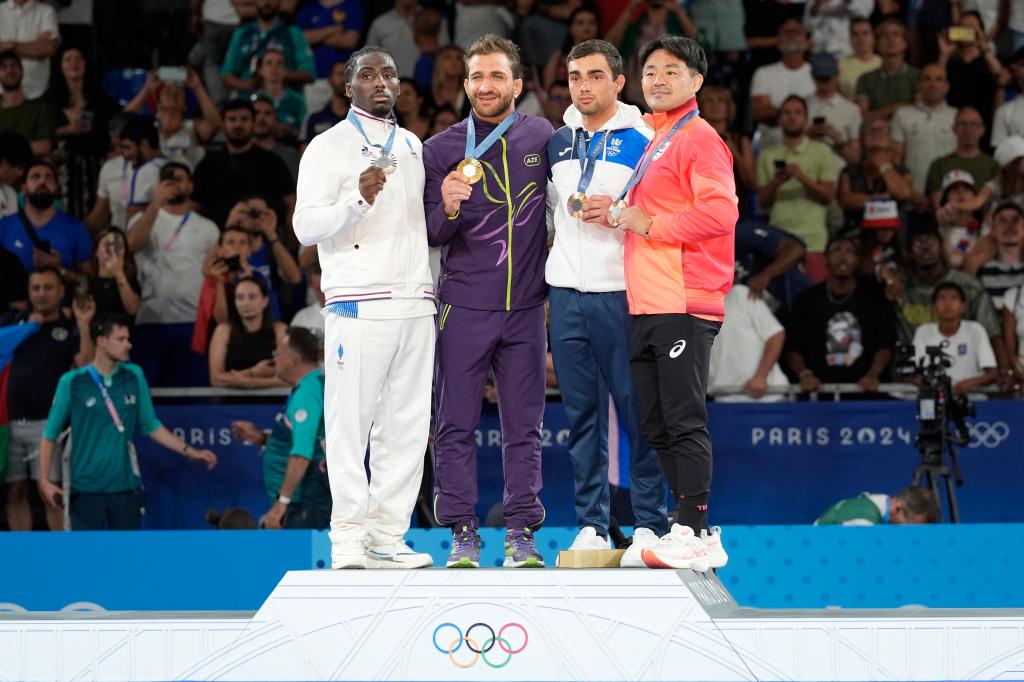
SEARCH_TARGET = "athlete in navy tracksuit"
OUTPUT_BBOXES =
[422,35,554,567]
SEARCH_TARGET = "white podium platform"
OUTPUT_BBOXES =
[2,569,1023,681]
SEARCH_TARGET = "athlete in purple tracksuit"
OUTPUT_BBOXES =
[423,35,554,568]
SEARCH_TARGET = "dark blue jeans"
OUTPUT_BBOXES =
[70,490,142,530]
[549,287,668,537]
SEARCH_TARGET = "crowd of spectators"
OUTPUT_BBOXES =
[2,0,1024,526]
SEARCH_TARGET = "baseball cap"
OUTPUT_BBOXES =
[994,136,1024,168]
[861,199,901,229]
[809,52,838,79]
[941,169,976,193]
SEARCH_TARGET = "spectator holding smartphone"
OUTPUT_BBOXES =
[127,161,219,387]
[87,227,140,319]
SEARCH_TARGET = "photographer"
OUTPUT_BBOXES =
[815,486,940,525]
[223,196,300,295]
[911,282,997,396]
[127,162,219,387]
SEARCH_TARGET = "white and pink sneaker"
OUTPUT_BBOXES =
[641,524,710,572]
[702,526,729,569]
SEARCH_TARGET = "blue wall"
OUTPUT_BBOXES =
[2,525,1022,612]
[137,400,1024,529]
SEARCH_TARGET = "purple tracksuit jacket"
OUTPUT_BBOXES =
[423,112,554,531]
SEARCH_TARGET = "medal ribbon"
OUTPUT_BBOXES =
[574,129,608,195]
[86,365,126,434]
[465,111,518,160]
[615,108,699,202]
[347,108,397,158]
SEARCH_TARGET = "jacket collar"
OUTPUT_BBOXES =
[645,96,699,133]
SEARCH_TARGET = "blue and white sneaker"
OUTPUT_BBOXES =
[503,527,545,568]
[366,540,432,569]
[446,525,482,568]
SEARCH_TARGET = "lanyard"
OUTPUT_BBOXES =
[86,365,125,434]
[118,158,129,205]
[574,129,607,195]
[616,108,699,202]
[465,111,517,159]
[162,211,191,252]
[347,108,397,156]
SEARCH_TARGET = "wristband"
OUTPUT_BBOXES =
[267,238,279,246]
[277,494,291,505]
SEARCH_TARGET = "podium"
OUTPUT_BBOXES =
[2,568,1023,681]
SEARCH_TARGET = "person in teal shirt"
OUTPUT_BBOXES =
[221,0,316,94]
[815,486,940,526]
[231,326,329,529]
[38,313,219,530]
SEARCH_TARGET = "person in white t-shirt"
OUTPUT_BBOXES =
[750,19,816,148]
[709,283,789,402]
[1002,284,1024,385]
[912,282,997,394]
[86,116,165,232]
[0,0,60,100]
[126,161,219,387]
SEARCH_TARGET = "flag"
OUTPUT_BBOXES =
[0,322,40,480]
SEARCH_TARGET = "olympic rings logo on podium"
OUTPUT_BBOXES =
[432,622,528,669]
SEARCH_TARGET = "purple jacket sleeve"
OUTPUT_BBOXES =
[422,137,461,247]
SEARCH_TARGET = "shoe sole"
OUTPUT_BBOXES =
[503,557,545,568]
[366,555,432,569]
[446,558,480,568]
[618,557,648,568]
[641,548,710,572]
[332,559,366,569]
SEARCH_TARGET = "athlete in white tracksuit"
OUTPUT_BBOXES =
[294,48,434,569]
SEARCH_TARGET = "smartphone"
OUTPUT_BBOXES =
[246,207,263,220]
[774,159,787,171]
[102,231,121,258]
[813,116,826,125]
[157,65,187,83]
[948,26,976,42]
[37,239,51,253]
[223,255,242,272]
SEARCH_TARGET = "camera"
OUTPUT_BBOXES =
[246,207,263,220]
[893,340,974,521]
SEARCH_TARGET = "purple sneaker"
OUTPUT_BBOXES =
[446,525,481,568]
[503,527,544,568]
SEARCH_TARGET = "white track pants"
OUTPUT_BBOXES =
[323,314,434,548]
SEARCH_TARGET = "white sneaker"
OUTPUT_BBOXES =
[332,542,367,569]
[568,526,611,550]
[619,527,659,568]
[641,524,710,572]
[702,526,729,569]
[366,540,433,569]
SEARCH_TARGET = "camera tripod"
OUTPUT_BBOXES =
[911,440,964,523]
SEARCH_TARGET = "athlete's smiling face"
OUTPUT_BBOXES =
[346,52,400,118]
[641,48,703,113]
[465,52,522,121]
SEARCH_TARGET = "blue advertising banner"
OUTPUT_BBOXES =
[137,400,1022,530]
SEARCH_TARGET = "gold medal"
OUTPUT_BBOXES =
[457,158,483,184]
[567,192,587,219]
[608,200,627,226]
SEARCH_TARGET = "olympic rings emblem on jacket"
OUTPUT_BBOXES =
[432,622,528,668]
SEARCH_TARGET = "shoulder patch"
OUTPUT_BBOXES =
[524,153,541,167]
[294,408,308,423]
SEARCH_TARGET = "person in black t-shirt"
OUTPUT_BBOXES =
[1,267,94,530]
[784,236,897,393]
[1,246,27,312]
[191,99,295,233]
[87,227,141,321]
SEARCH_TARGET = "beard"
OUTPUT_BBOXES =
[26,190,56,209]
[226,129,252,147]
[470,89,515,119]
[167,193,187,205]
[257,4,277,21]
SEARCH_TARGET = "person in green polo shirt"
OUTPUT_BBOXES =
[231,326,329,529]
[37,313,218,530]
[815,486,940,525]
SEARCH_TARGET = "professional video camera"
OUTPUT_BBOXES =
[892,340,974,522]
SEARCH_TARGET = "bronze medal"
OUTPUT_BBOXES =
[567,192,587,219]
[608,200,628,226]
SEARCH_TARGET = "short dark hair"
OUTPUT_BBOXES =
[876,17,907,38]
[638,35,707,78]
[894,486,941,523]
[345,45,395,84]
[159,161,191,181]
[849,16,872,31]
[932,281,966,304]
[26,157,58,180]
[222,98,255,116]
[961,9,985,29]
[780,94,808,115]
[465,33,522,79]
[90,313,131,342]
[30,266,63,284]
[285,326,320,364]
[120,116,160,149]
[0,131,32,168]
[826,235,860,253]
[568,39,624,79]
[993,200,1024,220]
[0,49,20,67]
[220,224,253,243]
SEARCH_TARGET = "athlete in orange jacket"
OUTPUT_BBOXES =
[583,35,737,571]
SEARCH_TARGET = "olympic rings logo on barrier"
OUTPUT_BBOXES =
[967,421,1009,449]
[432,622,528,669]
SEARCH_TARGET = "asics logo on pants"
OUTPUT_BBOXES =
[669,340,687,359]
